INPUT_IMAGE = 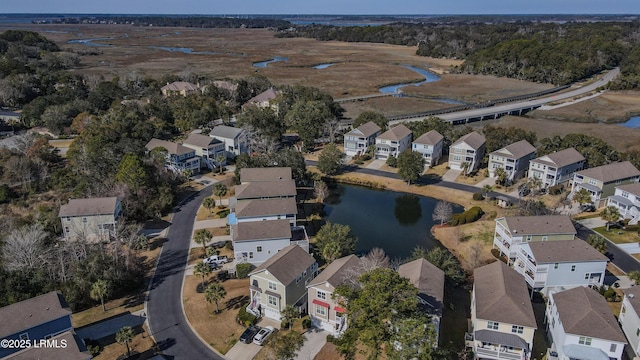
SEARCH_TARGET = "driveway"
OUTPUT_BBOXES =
[295,328,327,360]
[76,310,146,340]
[365,159,386,170]
[225,340,263,360]
[442,169,461,182]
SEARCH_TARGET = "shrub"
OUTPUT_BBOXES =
[237,305,257,325]
[386,155,397,168]
[236,263,254,279]
[302,318,312,329]
[472,192,484,201]
[548,184,564,195]
[450,206,484,226]
[486,210,497,220]
[361,154,371,161]
[326,334,335,343]
[354,160,364,165]
[217,209,230,218]
[84,339,101,357]
[603,287,617,301]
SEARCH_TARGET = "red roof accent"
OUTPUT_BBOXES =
[312,299,330,308]
[334,306,346,313]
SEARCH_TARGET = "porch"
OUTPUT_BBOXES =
[473,329,529,360]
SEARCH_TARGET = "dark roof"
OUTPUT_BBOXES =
[145,138,194,156]
[474,261,537,328]
[474,329,529,350]
[307,255,363,289]
[249,244,315,285]
[6,331,90,360]
[232,219,291,242]
[398,258,445,307]
[183,133,222,148]
[346,121,381,138]
[210,125,245,139]
[240,167,292,182]
[235,198,297,218]
[553,286,626,342]
[377,124,412,141]
[452,131,485,150]
[490,140,536,159]
[527,239,608,263]
[502,215,576,236]
[59,197,119,217]
[0,291,71,338]
[235,180,297,199]
[576,161,640,183]
[532,148,585,168]
[413,130,444,146]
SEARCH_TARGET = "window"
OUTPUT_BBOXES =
[257,246,262,252]
[542,236,548,241]
[511,325,523,334]
[554,263,559,269]
[453,155,462,161]
[296,274,302,283]
[268,295,278,307]
[82,217,87,223]
[268,282,277,291]
[571,265,576,272]
[316,305,327,316]
[66,217,70,222]
[303,269,307,276]
[526,235,532,242]
[317,291,326,300]
[585,273,590,279]
[19,333,29,340]
[637,328,640,337]
[578,336,592,345]
[610,343,617,352]
[487,321,499,330]
[622,191,630,198]
[249,252,254,259]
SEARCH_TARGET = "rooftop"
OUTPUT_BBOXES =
[210,125,245,140]
[0,291,71,339]
[615,182,640,196]
[161,81,199,92]
[232,219,292,242]
[346,121,381,138]
[452,131,486,150]
[576,161,640,183]
[526,239,608,263]
[501,215,576,236]
[532,148,585,168]
[145,138,194,156]
[59,197,119,217]
[240,167,292,183]
[6,331,90,360]
[490,140,536,159]
[413,130,444,146]
[623,287,640,314]
[398,258,445,314]
[235,180,297,200]
[248,88,280,103]
[307,255,363,289]
[235,197,298,218]
[183,133,222,149]
[249,244,315,285]
[377,124,412,141]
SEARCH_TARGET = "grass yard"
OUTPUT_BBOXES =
[593,226,640,244]
[433,220,498,272]
[93,324,157,360]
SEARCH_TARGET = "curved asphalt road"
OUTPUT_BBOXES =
[147,185,225,360]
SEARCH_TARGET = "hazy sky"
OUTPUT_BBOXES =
[1,0,639,15]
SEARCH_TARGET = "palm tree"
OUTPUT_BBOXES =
[494,167,507,185]
[194,261,212,289]
[90,279,110,312]
[481,184,493,198]
[601,206,621,231]
[573,188,593,206]
[205,282,227,313]
[193,229,212,256]
[183,169,193,187]
[216,153,226,174]
[213,183,228,207]
[461,162,470,176]
[528,177,542,193]
[280,305,299,330]
[629,270,640,285]
[115,326,134,359]
[203,198,216,216]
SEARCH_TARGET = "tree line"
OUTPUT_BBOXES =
[45,16,292,30]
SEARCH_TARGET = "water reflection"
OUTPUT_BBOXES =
[394,194,422,226]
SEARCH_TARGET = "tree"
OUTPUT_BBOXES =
[213,183,228,207]
[494,167,507,185]
[629,270,640,285]
[317,143,345,176]
[481,184,493,198]
[268,331,305,360]
[205,282,227,313]
[314,180,329,202]
[352,111,388,131]
[573,188,593,206]
[116,153,148,192]
[601,206,621,231]
[194,261,212,289]
[280,304,298,330]
[397,150,424,185]
[1,223,48,272]
[461,162,470,176]
[387,314,436,360]
[285,100,333,151]
[193,229,212,255]
[90,279,110,312]
[433,200,453,225]
[216,153,226,174]
[528,176,542,194]
[586,234,607,254]
[203,198,216,216]
[115,326,134,359]
[361,247,390,272]
[322,241,343,264]
[315,222,358,262]
[236,105,284,149]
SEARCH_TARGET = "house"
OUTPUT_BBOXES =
[448,131,486,174]
[488,140,537,181]
[161,81,200,97]
[231,219,309,266]
[607,183,640,225]
[513,239,607,295]
[546,287,626,360]
[343,121,382,157]
[619,287,640,358]
[0,291,74,358]
[209,125,249,158]
[233,197,298,225]
[571,161,640,207]
[247,245,317,321]
[398,258,445,344]
[145,138,200,174]
[375,124,412,160]
[246,88,281,111]
[528,148,585,188]
[5,331,91,360]
[212,80,239,94]
[470,261,537,360]
[59,197,122,242]
[234,180,297,201]
[307,255,364,336]
[182,133,226,170]
[412,130,444,168]
[239,167,292,183]
[493,215,576,261]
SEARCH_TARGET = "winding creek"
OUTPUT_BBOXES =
[252,56,289,68]
[620,116,640,128]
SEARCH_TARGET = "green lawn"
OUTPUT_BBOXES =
[593,226,640,244]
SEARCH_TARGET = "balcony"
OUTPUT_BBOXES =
[476,346,524,360]
[474,330,529,360]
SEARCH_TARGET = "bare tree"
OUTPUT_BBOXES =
[467,241,484,269]
[361,247,390,272]
[1,223,49,272]
[432,200,453,225]
[314,180,329,203]
[324,117,341,144]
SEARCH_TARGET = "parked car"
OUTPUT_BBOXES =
[580,204,596,212]
[203,256,220,269]
[205,255,230,264]
[253,326,275,346]
[239,325,261,344]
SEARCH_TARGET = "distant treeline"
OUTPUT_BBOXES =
[278,21,640,89]
[47,16,292,30]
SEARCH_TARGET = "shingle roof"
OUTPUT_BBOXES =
[145,138,194,156]
[502,215,576,236]
[240,167,292,182]
[452,131,486,150]
[161,81,199,92]
[491,140,536,159]
[235,198,297,218]
[623,287,640,314]
[0,291,71,338]
[59,197,119,217]
[307,255,363,289]
[232,219,292,242]
[413,130,444,146]
[6,331,90,360]
[398,258,445,309]
[576,161,640,183]
[533,148,585,168]
[553,286,626,342]
[527,239,608,263]
[377,124,412,141]
[249,244,315,285]
[346,121,381,138]
[210,125,245,140]
[213,80,238,92]
[248,88,279,103]
[235,180,297,199]
[183,133,222,148]
[474,261,537,328]
[615,183,640,196]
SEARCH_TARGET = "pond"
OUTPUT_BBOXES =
[619,116,640,128]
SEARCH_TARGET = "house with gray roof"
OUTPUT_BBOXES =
[343,121,382,157]
[513,239,607,295]
[528,148,585,188]
[607,183,640,225]
[619,287,640,358]
[234,197,298,225]
[449,131,486,174]
[571,161,640,208]
[240,167,292,183]
[245,88,281,113]
[182,133,225,170]
[59,197,122,242]
[488,140,537,181]
[470,261,537,360]
[145,138,200,174]
[209,125,249,158]
[546,286,626,360]
[161,81,200,97]
[247,245,317,321]
[5,331,91,360]
[234,180,296,200]
[412,130,444,168]
[375,124,412,160]
[231,219,309,266]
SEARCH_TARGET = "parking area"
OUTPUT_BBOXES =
[225,318,281,360]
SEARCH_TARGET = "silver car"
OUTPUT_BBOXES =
[252,326,275,346]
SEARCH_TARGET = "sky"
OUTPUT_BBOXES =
[1,0,639,15]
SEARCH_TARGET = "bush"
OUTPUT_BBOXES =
[386,155,397,168]
[237,305,257,325]
[302,317,312,329]
[84,339,101,357]
[472,192,484,201]
[354,160,364,165]
[236,263,254,279]
[450,206,484,226]
[217,209,230,218]
[326,334,335,343]
[548,184,564,195]
[603,287,617,301]
[486,210,497,220]
[361,154,371,161]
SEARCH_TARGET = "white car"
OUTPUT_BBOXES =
[252,326,275,345]
[203,256,220,269]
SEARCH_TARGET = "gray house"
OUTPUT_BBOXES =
[528,148,585,188]
[412,130,444,168]
[59,197,122,242]
[6,331,91,360]
[449,131,486,174]
[145,138,200,174]
[488,140,536,181]
[343,121,382,157]
[375,125,413,160]
[182,133,226,170]
[209,125,249,158]
[571,161,640,207]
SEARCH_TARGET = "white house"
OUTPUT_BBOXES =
[145,138,200,174]
[448,131,486,174]
[513,239,607,295]
[209,125,249,158]
[234,180,297,201]
[470,261,537,360]
[493,215,577,261]
[571,161,640,207]
[619,287,640,359]
[488,140,536,181]
[59,197,122,242]
[182,133,226,170]
[607,183,640,225]
[231,219,309,266]
[546,286,626,360]
[528,148,585,188]
[247,244,317,321]
[412,130,444,168]
[343,121,382,157]
[233,197,298,225]
[375,124,412,160]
